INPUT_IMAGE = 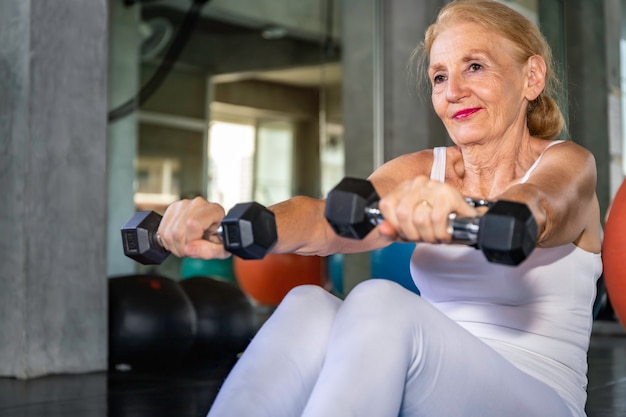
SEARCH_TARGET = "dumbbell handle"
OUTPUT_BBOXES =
[157,223,223,247]
[364,203,481,246]
[156,217,267,253]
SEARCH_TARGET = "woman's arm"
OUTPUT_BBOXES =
[497,141,601,252]
[266,196,383,256]
[271,150,435,256]
[159,149,435,259]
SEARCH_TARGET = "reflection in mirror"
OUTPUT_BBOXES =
[133,0,342,209]
[136,119,205,213]
[134,156,181,211]
[320,122,344,196]
[115,0,341,277]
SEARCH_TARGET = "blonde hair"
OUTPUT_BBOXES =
[412,0,565,140]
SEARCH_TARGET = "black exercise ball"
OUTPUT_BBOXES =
[109,274,197,369]
[179,277,257,359]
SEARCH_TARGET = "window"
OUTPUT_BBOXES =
[134,156,181,212]
[208,121,256,210]
[254,120,294,206]
[208,119,296,209]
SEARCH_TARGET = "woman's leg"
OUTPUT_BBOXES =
[301,279,572,417]
[207,285,342,417]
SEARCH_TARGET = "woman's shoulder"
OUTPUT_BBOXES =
[538,139,597,170]
[368,148,437,194]
[387,146,462,165]
[377,148,436,174]
[537,138,590,154]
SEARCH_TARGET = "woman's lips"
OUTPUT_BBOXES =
[453,107,481,120]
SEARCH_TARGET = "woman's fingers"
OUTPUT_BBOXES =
[158,197,228,258]
[379,177,478,243]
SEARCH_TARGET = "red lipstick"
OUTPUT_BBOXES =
[453,107,481,120]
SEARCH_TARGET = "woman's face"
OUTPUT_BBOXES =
[428,22,535,146]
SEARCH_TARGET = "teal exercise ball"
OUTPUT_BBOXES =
[371,242,420,294]
[180,257,236,284]
[327,253,344,296]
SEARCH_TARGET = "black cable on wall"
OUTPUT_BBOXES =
[108,0,211,122]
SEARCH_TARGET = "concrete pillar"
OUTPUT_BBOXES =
[538,0,569,130]
[341,0,447,292]
[562,0,614,220]
[0,1,108,378]
[604,0,623,201]
[294,119,322,198]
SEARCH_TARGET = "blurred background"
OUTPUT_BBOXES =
[111,0,345,279]
[1,0,624,380]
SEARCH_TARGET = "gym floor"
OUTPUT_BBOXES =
[0,320,624,417]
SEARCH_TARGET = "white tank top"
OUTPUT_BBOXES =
[411,141,602,416]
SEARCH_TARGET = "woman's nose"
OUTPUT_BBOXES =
[445,73,468,101]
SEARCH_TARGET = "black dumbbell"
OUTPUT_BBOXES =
[121,202,277,265]
[324,177,538,266]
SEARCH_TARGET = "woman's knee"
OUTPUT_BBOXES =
[348,279,414,306]
[341,279,423,322]
[250,286,341,355]
[278,285,342,320]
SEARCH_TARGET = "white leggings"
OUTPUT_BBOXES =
[207,279,573,417]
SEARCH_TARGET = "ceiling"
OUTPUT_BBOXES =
[140,0,342,87]
[212,62,342,87]
[154,0,341,43]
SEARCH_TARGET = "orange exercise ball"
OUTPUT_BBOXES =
[603,179,626,328]
[233,254,328,306]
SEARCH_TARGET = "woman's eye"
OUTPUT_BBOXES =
[433,74,446,84]
[469,63,482,72]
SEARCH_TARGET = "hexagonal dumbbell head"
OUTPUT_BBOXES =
[324,177,380,239]
[221,202,277,259]
[477,200,538,266]
[121,211,170,265]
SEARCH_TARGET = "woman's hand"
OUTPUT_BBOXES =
[157,197,230,259]
[377,176,479,243]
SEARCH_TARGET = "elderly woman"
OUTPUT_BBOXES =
[159,0,601,416]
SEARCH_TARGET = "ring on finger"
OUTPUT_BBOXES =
[420,199,433,208]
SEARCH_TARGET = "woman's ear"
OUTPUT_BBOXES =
[524,55,546,101]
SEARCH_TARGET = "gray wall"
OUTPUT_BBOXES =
[562,0,615,220]
[0,1,108,378]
